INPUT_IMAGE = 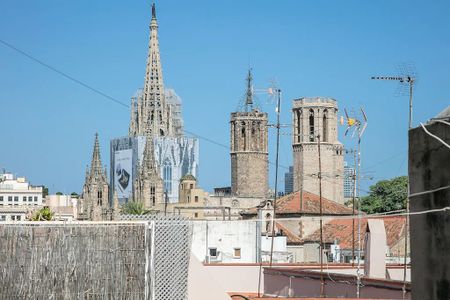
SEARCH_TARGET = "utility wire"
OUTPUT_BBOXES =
[420,122,450,150]
[0,38,130,109]
[0,38,291,172]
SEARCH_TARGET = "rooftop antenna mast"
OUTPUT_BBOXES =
[245,69,254,112]
[237,68,259,112]
[342,107,368,298]
[371,63,416,300]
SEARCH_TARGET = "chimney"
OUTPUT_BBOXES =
[364,219,387,279]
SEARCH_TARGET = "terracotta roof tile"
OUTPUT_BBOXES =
[241,190,354,216]
[301,216,406,250]
[275,222,302,244]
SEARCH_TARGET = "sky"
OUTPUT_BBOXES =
[0,0,449,195]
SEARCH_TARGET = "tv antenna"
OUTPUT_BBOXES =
[342,106,368,298]
[371,62,416,299]
[371,62,417,128]
[341,107,368,141]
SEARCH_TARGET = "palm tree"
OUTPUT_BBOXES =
[30,207,54,221]
[121,201,157,215]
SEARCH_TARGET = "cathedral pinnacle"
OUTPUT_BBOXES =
[90,133,103,177]
[152,3,156,20]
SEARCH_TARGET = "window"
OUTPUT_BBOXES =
[322,110,328,142]
[34,196,38,202]
[8,196,12,202]
[0,196,3,202]
[190,184,193,189]
[187,196,190,202]
[0,216,5,221]
[11,216,15,221]
[195,196,199,203]
[309,109,315,142]
[234,248,241,259]
[194,212,198,218]
[14,196,18,202]
[28,196,32,202]
[23,196,26,202]
[163,160,172,194]
[17,216,21,221]
[209,248,217,258]
[241,122,246,151]
[150,185,156,206]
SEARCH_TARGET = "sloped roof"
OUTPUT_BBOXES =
[180,174,196,181]
[301,216,406,250]
[241,190,354,216]
[275,222,302,245]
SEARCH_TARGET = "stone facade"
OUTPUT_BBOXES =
[230,110,268,198]
[292,97,344,204]
[80,134,117,221]
[230,70,269,199]
[128,4,181,138]
[133,132,164,208]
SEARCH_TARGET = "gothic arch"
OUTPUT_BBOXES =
[309,109,315,142]
[323,109,328,142]
[241,121,246,151]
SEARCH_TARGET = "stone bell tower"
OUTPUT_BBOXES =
[292,97,344,204]
[230,70,268,198]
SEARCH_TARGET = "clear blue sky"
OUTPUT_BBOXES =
[1,0,449,194]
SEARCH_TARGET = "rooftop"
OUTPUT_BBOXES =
[301,216,406,250]
[241,190,354,216]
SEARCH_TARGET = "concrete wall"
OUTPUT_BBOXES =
[264,268,410,299]
[191,220,259,263]
[409,120,450,300]
[191,220,289,263]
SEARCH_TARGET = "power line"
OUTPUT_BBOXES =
[0,38,130,109]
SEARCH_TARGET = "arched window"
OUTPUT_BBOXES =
[150,185,156,206]
[323,110,328,142]
[297,109,302,143]
[241,122,246,151]
[309,109,315,142]
[266,213,272,233]
[97,191,102,206]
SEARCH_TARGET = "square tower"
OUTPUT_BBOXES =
[292,97,344,204]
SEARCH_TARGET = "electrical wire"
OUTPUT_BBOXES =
[420,122,450,150]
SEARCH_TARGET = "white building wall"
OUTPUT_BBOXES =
[0,174,43,208]
[0,173,43,221]
[191,220,289,263]
[191,220,258,263]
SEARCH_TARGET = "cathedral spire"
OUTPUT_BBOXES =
[90,133,103,177]
[141,1,169,137]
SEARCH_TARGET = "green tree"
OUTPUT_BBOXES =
[121,201,158,215]
[359,176,408,214]
[56,192,63,195]
[70,192,79,198]
[30,207,54,221]
[41,186,49,197]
